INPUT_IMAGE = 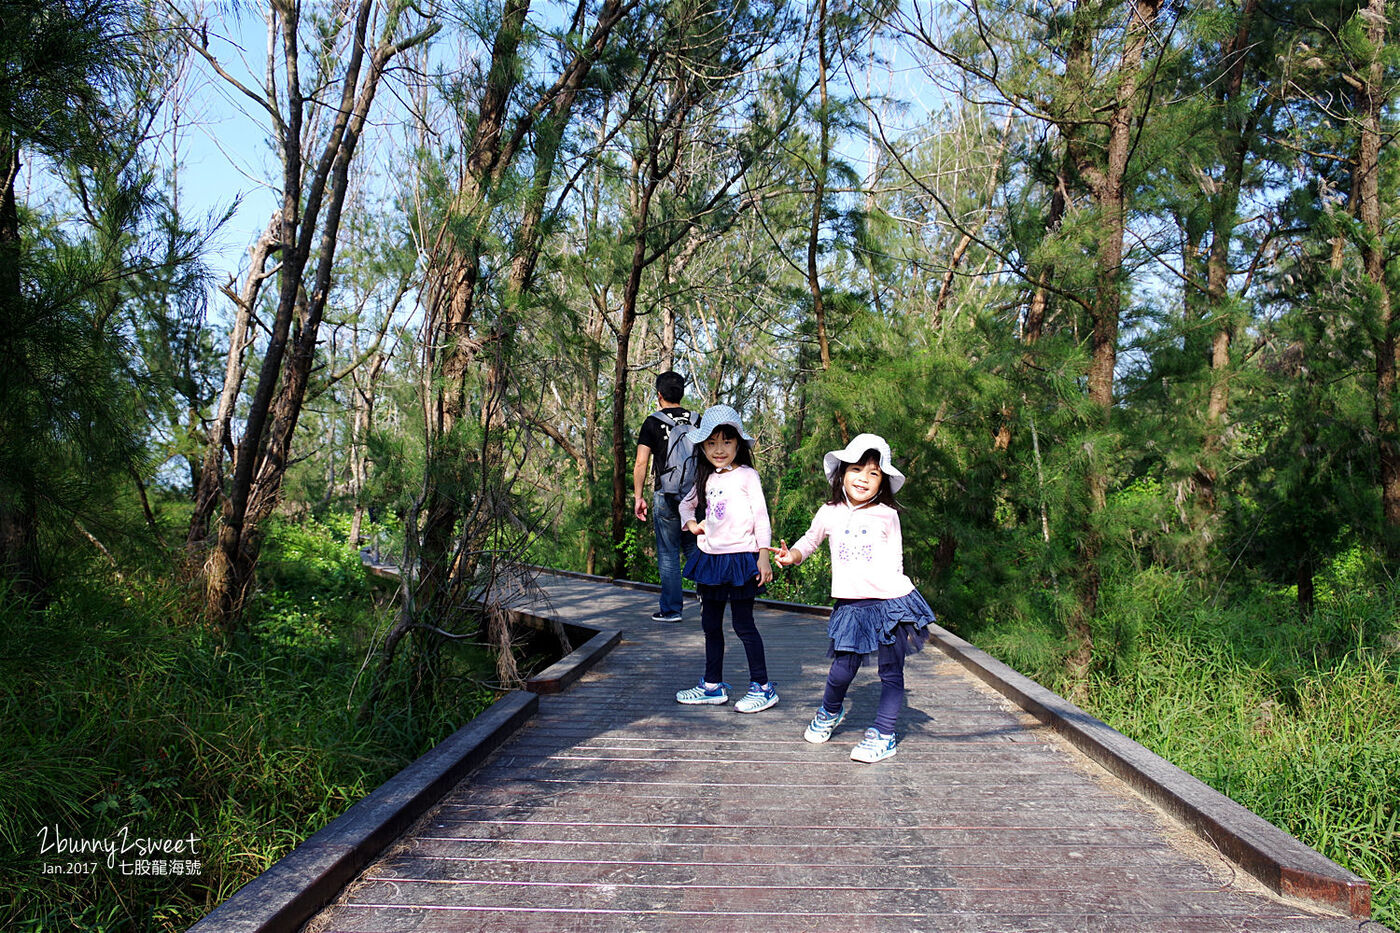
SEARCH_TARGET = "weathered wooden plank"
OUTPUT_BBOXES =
[470,735,1072,759]
[395,835,1182,868]
[464,762,1108,790]
[508,732,1064,751]
[431,784,1150,810]
[310,902,1349,933]
[420,812,1176,840]
[427,795,1173,829]
[366,852,1232,888]
[335,876,1331,919]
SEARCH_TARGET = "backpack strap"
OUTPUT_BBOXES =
[654,409,692,434]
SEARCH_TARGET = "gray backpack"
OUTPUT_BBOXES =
[655,410,697,498]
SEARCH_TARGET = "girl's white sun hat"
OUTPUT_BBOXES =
[823,433,905,493]
[685,404,754,444]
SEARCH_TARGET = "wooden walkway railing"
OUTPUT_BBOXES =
[195,570,1377,932]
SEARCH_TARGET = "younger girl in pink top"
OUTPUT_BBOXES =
[775,434,935,762]
[674,405,778,714]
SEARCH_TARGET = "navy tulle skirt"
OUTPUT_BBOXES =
[827,589,936,657]
[684,550,766,599]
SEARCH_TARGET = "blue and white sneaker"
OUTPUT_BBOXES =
[804,705,846,743]
[676,681,729,705]
[850,727,897,763]
[734,681,779,713]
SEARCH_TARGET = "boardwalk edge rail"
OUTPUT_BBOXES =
[196,564,1371,928]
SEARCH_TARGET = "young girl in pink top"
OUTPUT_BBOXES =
[674,405,778,713]
[775,434,935,762]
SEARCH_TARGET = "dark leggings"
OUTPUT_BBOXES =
[822,637,909,735]
[700,596,768,686]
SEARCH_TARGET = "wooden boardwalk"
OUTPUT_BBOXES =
[301,572,1373,932]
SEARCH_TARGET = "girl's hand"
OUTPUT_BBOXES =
[686,520,705,536]
[771,539,799,567]
[755,550,773,585]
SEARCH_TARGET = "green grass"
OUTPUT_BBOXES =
[968,569,1400,927]
[1,516,498,932]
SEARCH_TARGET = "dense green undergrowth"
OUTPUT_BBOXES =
[2,516,498,931]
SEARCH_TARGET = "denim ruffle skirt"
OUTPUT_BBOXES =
[827,589,935,657]
[684,550,765,599]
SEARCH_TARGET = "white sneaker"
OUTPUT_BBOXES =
[675,681,728,705]
[804,705,846,743]
[850,727,897,763]
[733,681,778,713]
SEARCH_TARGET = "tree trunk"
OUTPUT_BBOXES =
[0,491,41,594]
[0,141,18,320]
[1192,0,1259,524]
[349,351,386,545]
[609,169,661,577]
[935,112,1014,326]
[0,139,43,593]
[413,0,531,609]
[1355,0,1400,555]
[418,0,632,604]
[997,149,1067,455]
[201,2,437,626]
[0,138,47,593]
[1061,0,1162,681]
[475,3,630,527]
[585,273,606,574]
[187,215,279,552]
[1296,556,1315,617]
[806,0,848,445]
[606,55,731,576]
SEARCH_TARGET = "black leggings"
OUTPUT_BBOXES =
[822,637,909,735]
[700,596,768,686]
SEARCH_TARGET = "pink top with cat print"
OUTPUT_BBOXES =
[680,465,772,555]
[787,502,915,600]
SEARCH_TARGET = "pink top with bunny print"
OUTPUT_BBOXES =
[787,502,915,600]
[680,465,772,555]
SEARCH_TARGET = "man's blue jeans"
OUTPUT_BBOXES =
[653,492,696,615]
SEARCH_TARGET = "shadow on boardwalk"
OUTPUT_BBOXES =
[218,571,1385,932]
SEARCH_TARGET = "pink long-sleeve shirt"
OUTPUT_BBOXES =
[680,465,772,555]
[787,502,915,600]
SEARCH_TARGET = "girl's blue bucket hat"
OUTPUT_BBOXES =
[684,404,754,444]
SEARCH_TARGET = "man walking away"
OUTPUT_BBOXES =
[633,371,698,622]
